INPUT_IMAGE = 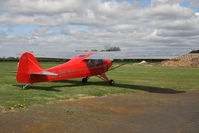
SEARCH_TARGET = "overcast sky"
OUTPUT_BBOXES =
[0,0,199,57]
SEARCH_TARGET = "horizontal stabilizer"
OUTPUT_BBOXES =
[29,71,57,76]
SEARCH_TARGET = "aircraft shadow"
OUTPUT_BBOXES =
[13,85,61,92]
[14,80,185,94]
[53,80,185,94]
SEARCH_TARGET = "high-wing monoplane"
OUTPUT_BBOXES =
[16,51,115,90]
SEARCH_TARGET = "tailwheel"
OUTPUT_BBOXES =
[22,84,31,90]
[109,80,114,86]
[82,77,88,84]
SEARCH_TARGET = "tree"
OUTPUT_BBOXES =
[190,50,199,53]
[106,46,121,51]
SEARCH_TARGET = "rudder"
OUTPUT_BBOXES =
[16,52,43,83]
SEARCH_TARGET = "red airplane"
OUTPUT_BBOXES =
[16,51,114,90]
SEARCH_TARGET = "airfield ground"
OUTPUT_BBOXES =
[0,90,199,133]
[0,62,199,132]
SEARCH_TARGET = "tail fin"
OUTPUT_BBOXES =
[16,52,43,83]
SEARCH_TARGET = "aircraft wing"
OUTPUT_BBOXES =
[33,51,186,60]
[69,51,97,62]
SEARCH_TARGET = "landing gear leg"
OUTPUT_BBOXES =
[96,73,114,86]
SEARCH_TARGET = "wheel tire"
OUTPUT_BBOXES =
[109,80,114,86]
[82,77,88,83]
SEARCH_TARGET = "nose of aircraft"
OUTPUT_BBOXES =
[104,59,112,69]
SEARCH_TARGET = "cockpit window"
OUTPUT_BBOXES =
[94,60,103,64]
[85,59,103,66]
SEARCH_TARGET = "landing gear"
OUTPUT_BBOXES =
[22,84,31,90]
[82,74,114,86]
[82,77,88,84]
[109,80,114,86]
[96,73,115,86]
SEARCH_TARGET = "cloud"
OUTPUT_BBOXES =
[31,27,56,37]
[145,4,194,20]
[190,0,199,8]
[0,0,94,15]
[151,0,188,6]
[0,0,199,57]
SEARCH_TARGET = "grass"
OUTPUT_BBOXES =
[0,61,199,111]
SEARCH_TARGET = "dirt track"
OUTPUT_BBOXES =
[0,90,199,133]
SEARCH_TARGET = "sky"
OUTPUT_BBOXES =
[0,0,199,57]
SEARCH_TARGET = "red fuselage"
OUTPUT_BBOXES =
[30,59,112,83]
[16,52,112,84]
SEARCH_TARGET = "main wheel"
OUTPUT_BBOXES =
[109,80,114,86]
[82,77,88,83]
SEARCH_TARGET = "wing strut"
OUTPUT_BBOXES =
[108,62,129,72]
